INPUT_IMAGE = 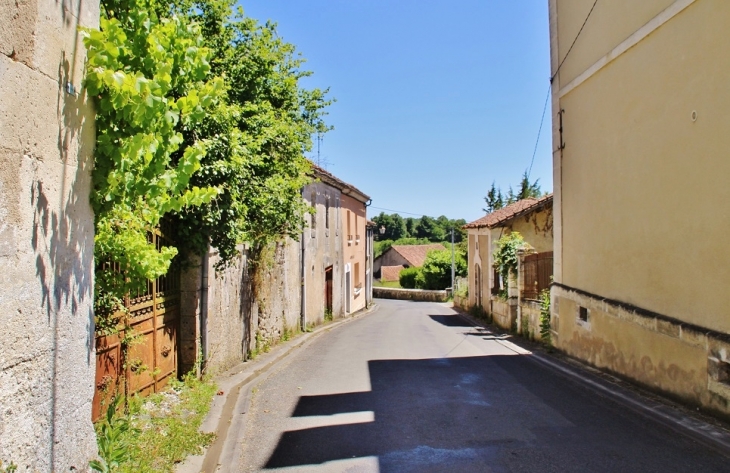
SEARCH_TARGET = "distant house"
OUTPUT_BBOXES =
[374,244,447,280]
[463,195,553,331]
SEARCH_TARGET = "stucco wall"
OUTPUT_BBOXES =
[551,0,730,414]
[341,194,367,314]
[555,0,730,333]
[0,0,100,468]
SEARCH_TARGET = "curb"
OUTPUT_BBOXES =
[176,303,379,473]
[452,307,730,457]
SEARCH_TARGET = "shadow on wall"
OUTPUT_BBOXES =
[27,18,95,466]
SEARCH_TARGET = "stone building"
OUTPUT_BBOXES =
[463,195,553,331]
[0,0,100,468]
[549,0,730,415]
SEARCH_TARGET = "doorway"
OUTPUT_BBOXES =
[325,266,333,317]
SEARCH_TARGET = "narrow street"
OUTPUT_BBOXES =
[229,299,730,472]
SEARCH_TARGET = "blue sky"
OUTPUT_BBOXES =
[240,1,553,222]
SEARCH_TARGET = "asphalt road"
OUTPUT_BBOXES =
[233,299,730,472]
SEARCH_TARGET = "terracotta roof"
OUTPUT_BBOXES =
[390,243,447,267]
[309,162,371,203]
[380,265,405,281]
[463,194,553,229]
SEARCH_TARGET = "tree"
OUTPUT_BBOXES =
[416,216,446,242]
[390,214,409,240]
[514,170,541,202]
[483,181,504,213]
[159,0,332,265]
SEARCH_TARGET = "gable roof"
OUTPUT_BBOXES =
[463,194,553,230]
[380,265,405,282]
[389,243,447,267]
[310,162,371,204]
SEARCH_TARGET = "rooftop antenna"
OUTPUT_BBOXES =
[314,132,333,169]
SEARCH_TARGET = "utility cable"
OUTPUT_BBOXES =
[527,85,551,181]
[550,0,598,84]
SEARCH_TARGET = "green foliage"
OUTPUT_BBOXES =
[92,375,217,472]
[539,288,552,345]
[493,232,525,284]
[0,461,17,473]
[482,170,542,214]
[399,267,421,289]
[483,181,504,213]
[415,248,467,290]
[468,304,492,323]
[83,0,223,302]
[323,308,333,322]
[372,213,466,243]
[90,397,137,472]
[165,0,331,266]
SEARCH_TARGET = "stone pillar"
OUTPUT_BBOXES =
[0,0,101,468]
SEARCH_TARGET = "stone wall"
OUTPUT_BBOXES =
[0,0,100,468]
[373,287,449,303]
[490,298,517,331]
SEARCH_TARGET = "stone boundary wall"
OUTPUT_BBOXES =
[374,287,449,302]
[552,283,730,417]
[519,300,543,342]
[490,298,517,331]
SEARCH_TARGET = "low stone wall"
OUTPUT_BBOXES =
[491,297,517,331]
[374,287,449,302]
[519,300,543,341]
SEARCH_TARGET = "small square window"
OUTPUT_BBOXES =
[579,306,588,322]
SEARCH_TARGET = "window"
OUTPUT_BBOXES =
[355,214,359,244]
[325,195,330,229]
[347,210,352,244]
[354,262,361,295]
[579,306,588,322]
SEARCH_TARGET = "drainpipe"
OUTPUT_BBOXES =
[300,190,306,332]
[200,249,209,372]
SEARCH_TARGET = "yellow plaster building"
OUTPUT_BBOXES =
[549,0,730,415]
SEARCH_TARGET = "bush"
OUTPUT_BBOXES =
[399,267,421,289]
[415,249,467,290]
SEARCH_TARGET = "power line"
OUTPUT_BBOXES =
[527,85,551,181]
[369,206,429,217]
[551,0,598,83]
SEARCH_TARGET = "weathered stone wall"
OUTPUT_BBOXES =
[252,240,302,348]
[552,283,730,417]
[373,287,449,303]
[204,248,249,374]
[0,0,100,468]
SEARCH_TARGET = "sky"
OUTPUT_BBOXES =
[239,0,553,223]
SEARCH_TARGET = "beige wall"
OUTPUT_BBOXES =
[0,0,100,467]
[555,0,730,332]
[341,194,367,314]
[551,0,730,414]
[304,181,344,323]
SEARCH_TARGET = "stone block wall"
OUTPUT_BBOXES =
[0,0,100,468]
[373,287,449,303]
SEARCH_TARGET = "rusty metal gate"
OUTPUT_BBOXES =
[93,225,181,421]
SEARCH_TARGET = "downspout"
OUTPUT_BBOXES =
[300,189,306,332]
[200,249,209,373]
[364,198,373,307]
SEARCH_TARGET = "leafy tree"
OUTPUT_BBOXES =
[405,217,418,237]
[84,0,223,301]
[513,170,541,202]
[390,214,409,240]
[416,216,446,242]
[162,0,331,265]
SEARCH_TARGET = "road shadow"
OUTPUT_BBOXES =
[264,355,728,472]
